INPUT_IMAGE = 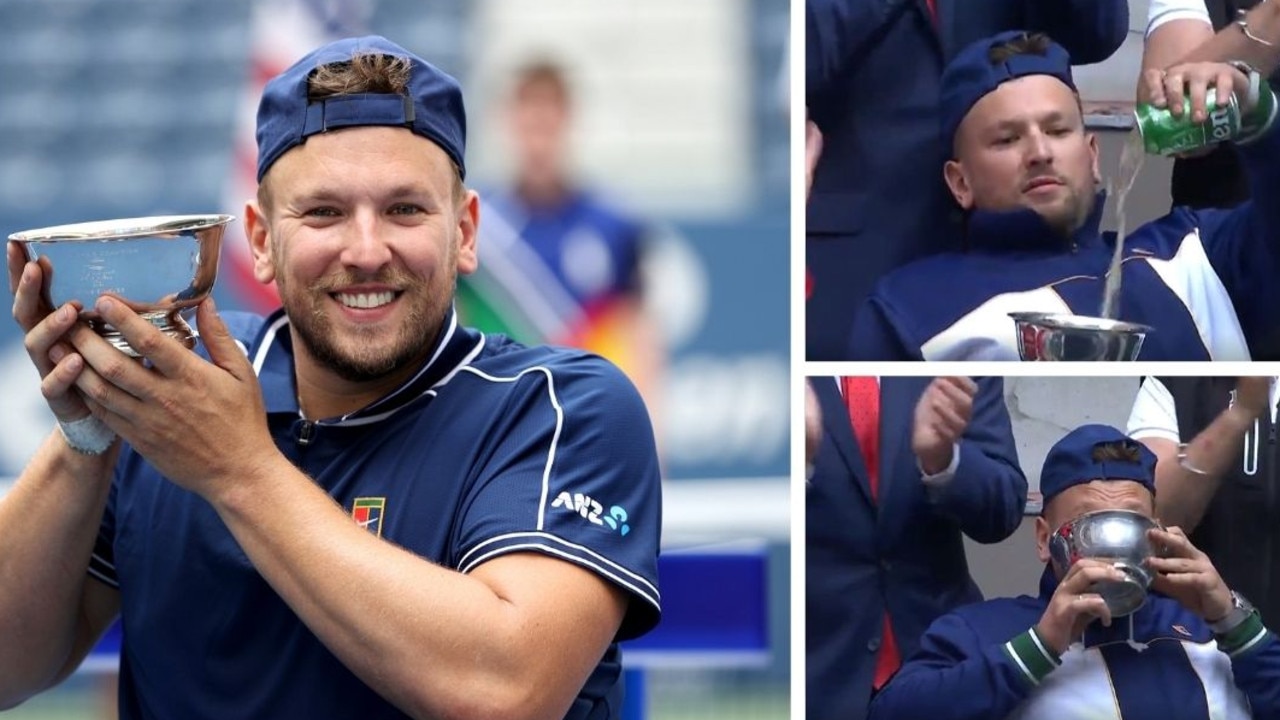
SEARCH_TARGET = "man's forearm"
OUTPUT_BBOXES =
[208,459,619,720]
[932,446,1027,544]
[0,430,116,708]
[1182,1,1280,72]
[1144,19,1215,74]
[1145,405,1257,531]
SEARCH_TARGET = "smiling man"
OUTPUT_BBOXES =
[1,36,660,720]
[846,30,1280,361]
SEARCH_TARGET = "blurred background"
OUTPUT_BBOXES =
[0,0,790,717]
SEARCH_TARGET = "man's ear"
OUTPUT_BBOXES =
[1035,516,1052,564]
[244,200,276,285]
[1087,132,1102,185]
[943,159,974,210]
[455,189,480,276]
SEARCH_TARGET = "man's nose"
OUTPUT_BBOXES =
[341,212,393,270]
[1026,129,1054,164]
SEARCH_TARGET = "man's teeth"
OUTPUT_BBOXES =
[336,291,396,309]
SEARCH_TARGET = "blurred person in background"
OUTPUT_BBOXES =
[807,376,1026,720]
[0,35,660,719]
[848,31,1280,361]
[460,58,664,441]
[869,424,1280,720]
[1130,376,1280,624]
[804,0,1128,360]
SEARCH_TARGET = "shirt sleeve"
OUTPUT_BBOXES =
[1146,0,1212,37]
[922,377,1027,545]
[1128,377,1182,444]
[919,442,962,489]
[869,611,1043,720]
[452,355,662,640]
[88,463,124,589]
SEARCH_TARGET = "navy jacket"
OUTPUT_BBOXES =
[805,0,1129,360]
[848,119,1280,361]
[806,376,1027,720]
[870,568,1280,719]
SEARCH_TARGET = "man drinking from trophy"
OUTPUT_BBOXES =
[868,424,1280,719]
[1,35,661,720]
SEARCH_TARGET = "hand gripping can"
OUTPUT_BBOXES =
[1135,75,1277,156]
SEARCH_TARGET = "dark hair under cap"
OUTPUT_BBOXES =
[255,35,466,182]
[1039,424,1157,509]
[938,29,1077,152]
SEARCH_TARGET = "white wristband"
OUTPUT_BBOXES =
[58,415,117,456]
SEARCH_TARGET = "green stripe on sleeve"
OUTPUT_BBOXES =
[1217,611,1269,657]
[1002,628,1062,686]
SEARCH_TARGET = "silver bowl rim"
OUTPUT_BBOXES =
[1066,508,1161,533]
[1055,509,1162,564]
[1008,311,1153,334]
[8,214,235,243]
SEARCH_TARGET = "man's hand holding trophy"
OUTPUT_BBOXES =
[8,214,234,456]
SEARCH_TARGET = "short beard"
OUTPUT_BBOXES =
[278,263,454,383]
[293,299,441,383]
[1039,187,1095,238]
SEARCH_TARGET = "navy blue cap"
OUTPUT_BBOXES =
[939,30,1077,151]
[256,35,466,182]
[1040,424,1157,509]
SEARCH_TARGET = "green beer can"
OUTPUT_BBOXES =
[1135,75,1278,156]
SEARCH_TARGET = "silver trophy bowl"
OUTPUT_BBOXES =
[1049,509,1161,617]
[1010,312,1151,361]
[9,215,233,357]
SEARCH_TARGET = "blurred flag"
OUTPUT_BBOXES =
[221,0,370,312]
[460,201,647,382]
[459,204,577,345]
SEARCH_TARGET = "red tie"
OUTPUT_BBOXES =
[926,0,937,20]
[842,376,880,498]
[840,377,901,689]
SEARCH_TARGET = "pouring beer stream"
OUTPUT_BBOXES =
[1099,131,1145,321]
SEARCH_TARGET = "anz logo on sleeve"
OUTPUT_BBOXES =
[551,492,631,536]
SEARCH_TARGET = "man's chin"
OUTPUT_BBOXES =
[320,343,416,383]
[1021,202,1082,238]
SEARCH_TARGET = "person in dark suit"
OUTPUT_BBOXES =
[806,376,1027,720]
[805,0,1129,360]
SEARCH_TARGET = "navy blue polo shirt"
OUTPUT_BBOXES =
[88,307,662,719]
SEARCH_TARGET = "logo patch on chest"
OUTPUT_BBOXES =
[352,497,386,538]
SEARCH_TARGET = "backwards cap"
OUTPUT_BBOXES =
[939,30,1076,151]
[1039,424,1157,509]
[255,35,466,181]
